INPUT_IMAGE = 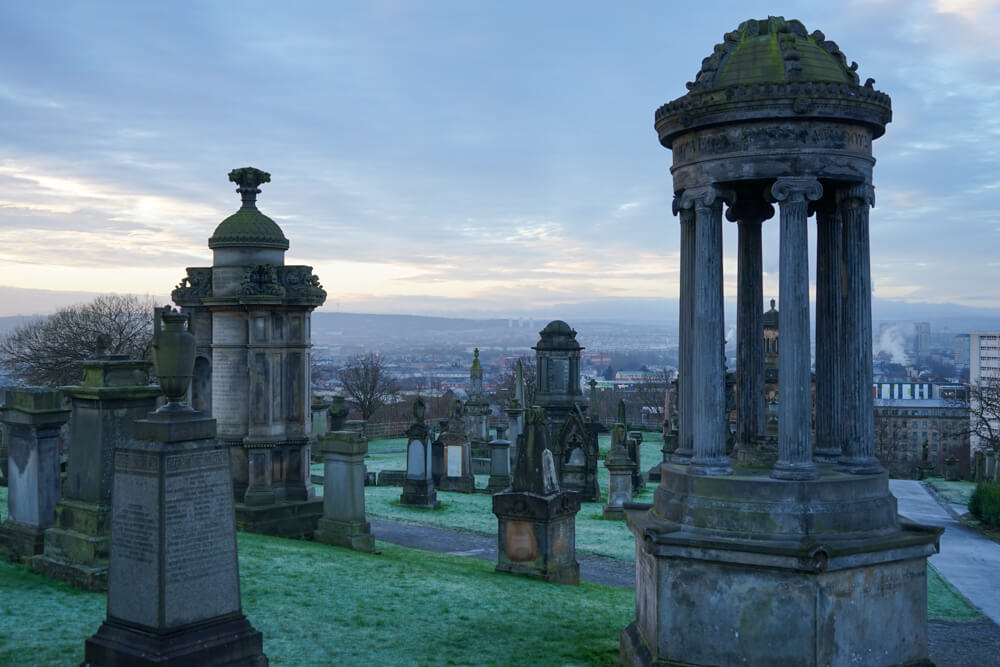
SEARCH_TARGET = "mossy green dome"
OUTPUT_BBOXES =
[209,208,289,250]
[693,17,856,91]
[208,166,290,250]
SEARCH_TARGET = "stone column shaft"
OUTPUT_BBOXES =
[814,200,843,462]
[838,183,882,474]
[672,198,695,464]
[683,186,732,476]
[771,179,822,480]
[730,200,773,452]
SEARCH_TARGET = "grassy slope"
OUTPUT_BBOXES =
[924,479,976,506]
[0,534,630,666]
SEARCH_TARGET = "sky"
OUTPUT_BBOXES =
[1,0,999,321]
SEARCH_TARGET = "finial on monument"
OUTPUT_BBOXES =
[151,306,197,414]
[413,396,426,423]
[95,332,112,359]
[228,167,271,210]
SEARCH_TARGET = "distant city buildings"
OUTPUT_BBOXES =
[970,332,1000,453]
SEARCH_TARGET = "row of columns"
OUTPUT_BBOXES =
[671,178,881,478]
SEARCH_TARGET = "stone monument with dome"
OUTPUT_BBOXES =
[172,167,326,537]
[621,17,941,666]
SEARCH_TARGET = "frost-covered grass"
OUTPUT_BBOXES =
[927,562,983,622]
[924,479,976,507]
[0,533,631,665]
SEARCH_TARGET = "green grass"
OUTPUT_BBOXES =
[0,533,631,666]
[924,479,976,507]
[927,562,983,622]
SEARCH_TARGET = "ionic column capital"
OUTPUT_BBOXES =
[770,178,823,204]
[675,185,735,213]
[836,182,875,208]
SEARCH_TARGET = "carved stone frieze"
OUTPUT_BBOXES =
[171,267,212,303]
[279,266,327,304]
[239,264,285,298]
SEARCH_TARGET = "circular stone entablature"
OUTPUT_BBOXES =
[656,17,891,191]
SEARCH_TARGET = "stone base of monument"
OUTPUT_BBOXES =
[314,517,374,552]
[83,612,266,667]
[0,520,45,562]
[493,490,581,585]
[620,463,942,666]
[234,499,323,538]
[31,499,111,591]
[400,479,440,509]
[437,474,475,493]
[486,474,511,494]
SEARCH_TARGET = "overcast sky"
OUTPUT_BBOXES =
[0,0,998,320]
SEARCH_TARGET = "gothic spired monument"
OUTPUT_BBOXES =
[172,168,326,537]
[622,18,941,666]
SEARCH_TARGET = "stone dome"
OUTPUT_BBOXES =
[534,320,582,351]
[208,167,289,251]
[655,16,892,148]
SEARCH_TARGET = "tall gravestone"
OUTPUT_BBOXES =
[400,398,439,509]
[314,429,374,552]
[493,406,580,584]
[83,307,265,666]
[32,339,160,591]
[534,321,599,500]
[622,18,942,666]
[504,359,527,466]
[0,388,70,562]
[172,167,325,537]
[437,400,475,492]
[465,349,491,457]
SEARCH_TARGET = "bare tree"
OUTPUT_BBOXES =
[496,357,537,407]
[874,409,907,476]
[0,294,156,387]
[967,375,1000,453]
[336,353,400,421]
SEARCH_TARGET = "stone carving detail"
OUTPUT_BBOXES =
[239,265,285,297]
[279,266,327,302]
[171,268,212,302]
[770,178,823,204]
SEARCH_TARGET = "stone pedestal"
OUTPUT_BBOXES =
[621,463,941,667]
[0,388,71,562]
[234,442,323,538]
[400,418,439,509]
[493,491,581,585]
[83,409,265,666]
[627,431,645,492]
[603,445,633,520]
[32,357,160,591]
[487,437,512,493]
[313,430,374,552]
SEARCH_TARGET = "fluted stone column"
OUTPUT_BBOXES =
[814,198,843,462]
[838,183,882,474]
[729,199,773,454]
[681,186,732,476]
[671,196,695,464]
[771,178,822,480]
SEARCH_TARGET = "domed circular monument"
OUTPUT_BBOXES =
[621,18,941,667]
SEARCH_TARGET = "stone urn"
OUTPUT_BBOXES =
[151,306,196,410]
[327,394,349,431]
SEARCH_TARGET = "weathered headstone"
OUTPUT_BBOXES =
[492,406,580,584]
[486,424,512,493]
[626,430,645,493]
[400,398,439,509]
[32,341,160,591]
[83,307,265,666]
[466,349,491,457]
[437,400,475,492]
[0,388,70,562]
[504,360,527,466]
[314,429,374,552]
[603,433,633,520]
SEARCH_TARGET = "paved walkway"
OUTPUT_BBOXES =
[890,479,1000,625]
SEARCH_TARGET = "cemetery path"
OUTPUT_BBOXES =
[368,518,634,589]
[891,479,1000,626]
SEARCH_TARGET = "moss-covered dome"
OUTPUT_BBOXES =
[655,16,892,147]
[534,320,582,351]
[208,167,290,251]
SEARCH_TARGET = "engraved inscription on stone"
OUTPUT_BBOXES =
[672,122,873,167]
[115,502,155,564]
[447,445,462,477]
[164,451,235,586]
